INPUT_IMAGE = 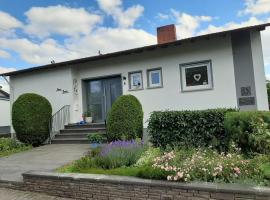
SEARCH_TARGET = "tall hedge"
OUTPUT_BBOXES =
[148,109,235,151]
[107,95,143,141]
[12,93,52,146]
[225,111,270,155]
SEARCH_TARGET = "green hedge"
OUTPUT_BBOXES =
[12,93,52,146]
[107,95,143,141]
[148,109,235,151]
[225,111,270,155]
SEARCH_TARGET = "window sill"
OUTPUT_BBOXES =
[128,88,144,92]
[181,87,214,93]
[147,86,163,90]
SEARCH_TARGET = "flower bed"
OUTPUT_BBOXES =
[58,141,270,186]
[0,138,32,157]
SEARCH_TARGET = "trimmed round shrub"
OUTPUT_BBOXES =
[107,95,143,141]
[12,93,52,146]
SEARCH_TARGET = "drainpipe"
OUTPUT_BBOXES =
[1,75,14,138]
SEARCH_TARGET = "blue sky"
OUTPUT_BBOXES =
[0,0,270,90]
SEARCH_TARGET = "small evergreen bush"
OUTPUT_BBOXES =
[225,111,270,155]
[148,109,236,151]
[107,95,143,141]
[12,93,52,146]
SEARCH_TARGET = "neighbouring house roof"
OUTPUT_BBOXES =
[0,89,9,100]
[1,23,270,77]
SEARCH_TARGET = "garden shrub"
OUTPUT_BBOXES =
[225,111,270,155]
[12,93,52,146]
[148,109,235,151]
[152,149,265,184]
[0,138,32,157]
[69,140,145,170]
[107,95,143,141]
[135,147,161,167]
[96,140,145,169]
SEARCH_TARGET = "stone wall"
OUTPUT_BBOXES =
[20,171,270,200]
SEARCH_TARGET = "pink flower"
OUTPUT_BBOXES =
[234,167,241,174]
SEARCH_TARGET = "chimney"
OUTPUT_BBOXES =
[157,24,177,44]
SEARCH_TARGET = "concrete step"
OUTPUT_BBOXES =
[51,138,89,144]
[60,127,106,134]
[54,133,89,139]
[65,123,105,129]
[55,132,107,139]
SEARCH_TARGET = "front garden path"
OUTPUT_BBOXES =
[0,144,89,182]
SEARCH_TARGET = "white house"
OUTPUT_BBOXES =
[1,23,269,135]
[0,88,10,134]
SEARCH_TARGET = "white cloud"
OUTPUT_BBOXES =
[24,5,102,38]
[156,13,169,20]
[0,37,80,65]
[0,11,22,30]
[0,27,156,65]
[97,0,122,12]
[66,27,156,56]
[198,17,264,35]
[0,11,22,36]
[171,9,213,39]
[0,49,10,59]
[97,0,144,28]
[240,0,270,15]
[0,66,16,74]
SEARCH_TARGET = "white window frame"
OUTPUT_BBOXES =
[147,68,163,88]
[128,71,143,90]
[180,60,213,92]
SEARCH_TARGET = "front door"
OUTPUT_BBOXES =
[87,76,122,122]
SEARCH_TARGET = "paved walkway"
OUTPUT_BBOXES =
[0,188,72,200]
[0,144,89,182]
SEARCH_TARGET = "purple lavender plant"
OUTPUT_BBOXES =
[100,140,143,157]
[96,140,145,169]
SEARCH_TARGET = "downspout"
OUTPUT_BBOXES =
[1,75,14,138]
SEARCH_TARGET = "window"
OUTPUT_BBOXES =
[180,60,213,92]
[147,68,163,88]
[129,71,143,90]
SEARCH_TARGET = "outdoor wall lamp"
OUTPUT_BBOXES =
[56,88,62,92]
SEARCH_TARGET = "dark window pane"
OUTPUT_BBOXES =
[92,104,102,121]
[185,66,208,87]
[89,81,103,103]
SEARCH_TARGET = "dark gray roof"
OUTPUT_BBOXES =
[1,23,270,77]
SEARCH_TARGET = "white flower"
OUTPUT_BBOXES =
[177,172,184,178]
